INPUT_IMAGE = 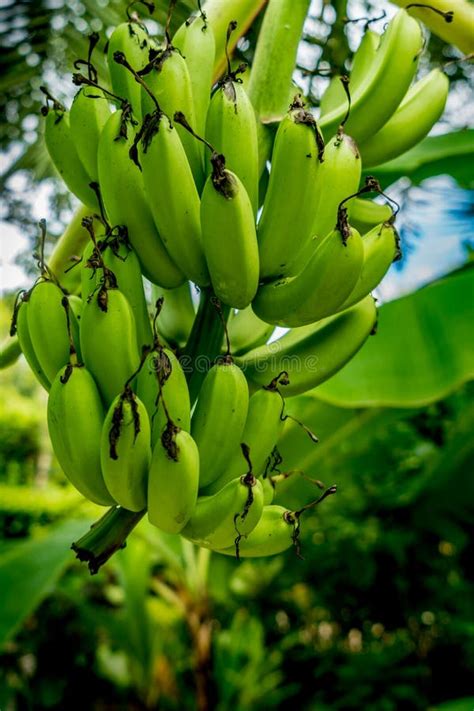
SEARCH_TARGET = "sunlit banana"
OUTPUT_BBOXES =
[237,295,377,397]
[191,358,249,488]
[182,474,264,550]
[69,86,111,182]
[359,69,449,168]
[136,345,191,447]
[227,306,274,355]
[47,364,114,505]
[205,71,259,215]
[173,9,216,138]
[319,10,423,143]
[100,387,150,512]
[349,197,393,234]
[12,295,51,391]
[150,283,195,348]
[80,279,140,406]
[98,106,185,288]
[339,222,401,310]
[257,96,325,280]
[200,152,259,308]
[253,221,364,327]
[217,504,294,557]
[107,19,152,121]
[148,423,199,534]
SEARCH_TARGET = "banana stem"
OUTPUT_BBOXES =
[182,288,230,405]
[71,506,145,574]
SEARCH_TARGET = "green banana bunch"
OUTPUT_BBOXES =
[257,96,325,280]
[191,358,249,488]
[98,106,185,288]
[205,69,259,215]
[140,44,204,188]
[349,198,393,235]
[148,422,200,534]
[200,152,259,309]
[182,474,264,550]
[319,10,424,143]
[204,378,286,494]
[238,296,377,397]
[100,386,150,512]
[136,344,191,447]
[359,69,449,168]
[107,19,152,121]
[217,504,294,557]
[69,86,111,182]
[42,95,99,211]
[80,272,140,406]
[12,296,51,391]
[227,306,274,355]
[47,364,114,505]
[253,218,364,328]
[340,222,401,310]
[173,9,216,138]
[150,283,195,348]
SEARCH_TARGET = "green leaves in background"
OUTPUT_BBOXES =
[314,268,474,408]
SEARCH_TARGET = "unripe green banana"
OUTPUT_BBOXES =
[135,109,209,286]
[136,346,191,447]
[47,364,114,505]
[69,87,111,182]
[182,474,264,550]
[13,297,51,391]
[191,358,249,488]
[200,154,259,308]
[237,295,377,397]
[204,381,285,494]
[100,387,150,512]
[339,222,401,310]
[253,222,364,327]
[257,97,325,280]
[359,69,449,168]
[319,10,424,143]
[80,282,140,406]
[148,423,200,534]
[262,478,275,506]
[98,107,185,288]
[217,505,294,557]
[43,104,99,210]
[141,47,204,188]
[227,306,274,355]
[173,11,216,138]
[348,198,393,234]
[27,281,80,383]
[107,21,152,121]
[205,76,259,215]
[150,283,195,348]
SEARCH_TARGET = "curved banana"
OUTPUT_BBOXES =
[227,306,274,355]
[182,474,264,550]
[69,87,111,182]
[13,296,51,391]
[135,107,209,286]
[257,96,325,280]
[200,154,259,308]
[98,107,185,288]
[359,69,449,168]
[150,283,195,348]
[262,478,275,506]
[47,364,114,505]
[100,387,150,512]
[349,198,393,234]
[136,345,191,447]
[173,10,216,138]
[80,283,140,406]
[217,505,294,557]
[43,104,99,210]
[204,380,285,494]
[191,358,249,488]
[141,46,204,188]
[107,20,152,120]
[340,222,401,310]
[205,75,259,215]
[319,10,423,143]
[148,424,200,534]
[253,222,364,327]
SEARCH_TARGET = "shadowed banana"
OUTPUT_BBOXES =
[217,505,294,557]
[349,198,393,234]
[227,306,274,355]
[150,283,196,348]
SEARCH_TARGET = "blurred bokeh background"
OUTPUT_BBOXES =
[0,0,473,709]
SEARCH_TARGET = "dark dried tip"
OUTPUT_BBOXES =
[264,371,290,392]
[60,362,74,384]
[393,228,402,262]
[161,419,180,461]
[210,153,236,199]
[289,94,306,111]
[336,206,351,246]
[113,51,127,66]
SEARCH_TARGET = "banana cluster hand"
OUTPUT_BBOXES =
[12,3,449,560]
